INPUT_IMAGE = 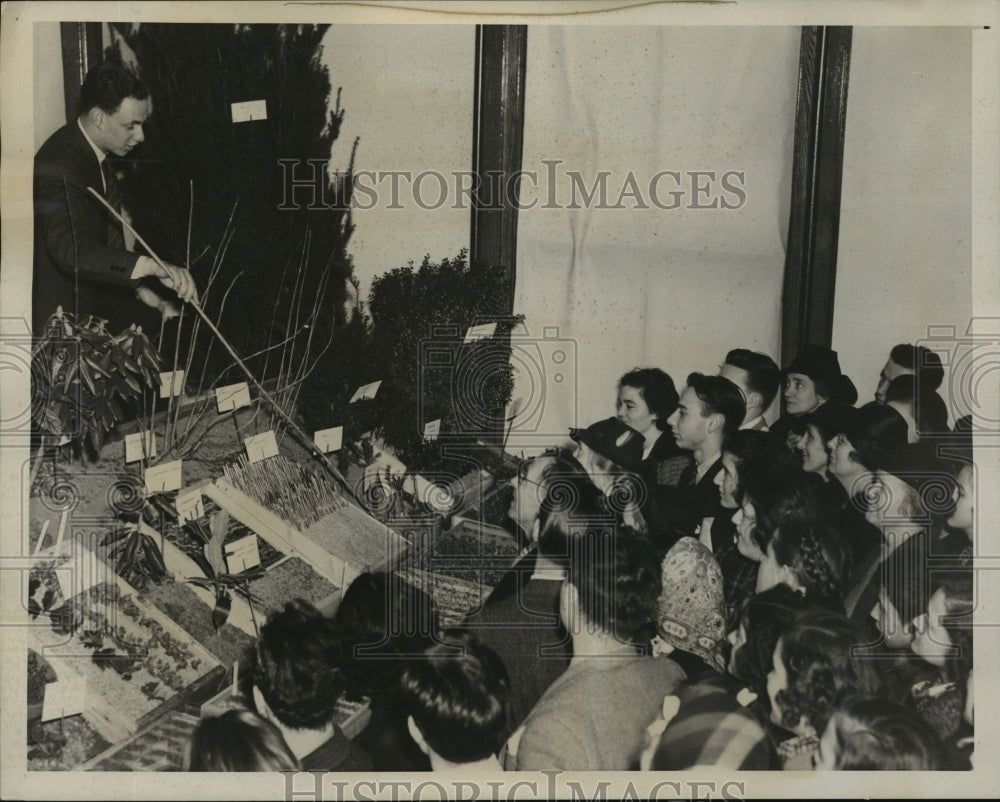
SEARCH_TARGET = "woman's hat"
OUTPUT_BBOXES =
[656,537,727,672]
[569,417,644,472]
[784,345,858,405]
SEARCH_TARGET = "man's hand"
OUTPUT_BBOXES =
[135,284,182,319]
[133,256,199,304]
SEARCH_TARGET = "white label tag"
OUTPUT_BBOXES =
[215,382,251,413]
[158,370,185,399]
[314,426,343,453]
[124,431,157,463]
[245,431,279,463]
[231,99,268,123]
[464,322,497,343]
[224,533,261,572]
[145,459,183,493]
[422,419,441,441]
[349,381,382,403]
[41,677,87,722]
[175,487,205,524]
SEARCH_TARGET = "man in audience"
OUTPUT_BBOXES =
[466,463,607,734]
[251,600,372,771]
[509,530,685,770]
[718,348,781,431]
[874,344,945,405]
[399,632,510,772]
[666,373,746,548]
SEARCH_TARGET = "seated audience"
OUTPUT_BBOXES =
[398,631,511,773]
[250,599,372,771]
[718,348,782,431]
[756,519,851,612]
[616,367,690,486]
[768,609,883,769]
[815,693,943,770]
[771,344,858,443]
[184,709,300,772]
[509,530,685,771]
[666,372,746,549]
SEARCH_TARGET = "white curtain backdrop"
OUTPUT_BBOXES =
[510,26,800,452]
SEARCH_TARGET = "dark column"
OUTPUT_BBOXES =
[470,25,527,315]
[781,26,853,367]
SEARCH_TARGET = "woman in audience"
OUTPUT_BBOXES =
[787,403,855,513]
[814,693,943,770]
[711,430,801,618]
[184,709,300,771]
[771,345,858,443]
[909,570,974,768]
[616,367,690,486]
[569,416,648,533]
[767,609,882,769]
[946,462,975,553]
[756,519,851,613]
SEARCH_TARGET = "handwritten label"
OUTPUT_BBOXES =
[245,431,279,463]
[349,381,382,403]
[216,382,251,413]
[224,533,261,572]
[464,322,497,344]
[124,431,156,463]
[231,99,268,123]
[41,677,87,722]
[145,459,183,493]
[175,487,205,524]
[158,370,185,399]
[314,426,343,453]
[423,419,441,441]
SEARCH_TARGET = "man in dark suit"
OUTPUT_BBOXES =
[33,59,197,335]
[666,372,745,550]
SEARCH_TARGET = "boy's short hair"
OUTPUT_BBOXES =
[399,631,510,764]
[251,599,346,731]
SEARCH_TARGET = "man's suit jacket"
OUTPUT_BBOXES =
[33,122,144,334]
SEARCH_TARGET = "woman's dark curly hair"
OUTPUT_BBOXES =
[739,473,818,553]
[774,609,882,735]
[730,584,811,706]
[769,519,851,612]
[825,692,943,770]
[618,368,679,431]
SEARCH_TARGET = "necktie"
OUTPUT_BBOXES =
[102,159,125,249]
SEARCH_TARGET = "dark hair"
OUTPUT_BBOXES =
[731,585,811,704]
[826,693,943,770]
[566,528,660,646]
[184,710,299,772]
[398,631,510,764]
[536,470,616,562]
[769,520,851,612]
[333,572,439,699]
[884,374,950,435]
[725,429,801,505]
[775,609,882,735]
[251,599,347,730]
[739,473,817,553]
[784,345,858,406]
[889,344,944,392]
[844,402,909,472]
[79,59,149,115]
[685,372,746,437]
[619,368,680,431]
[724,349,781,410]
